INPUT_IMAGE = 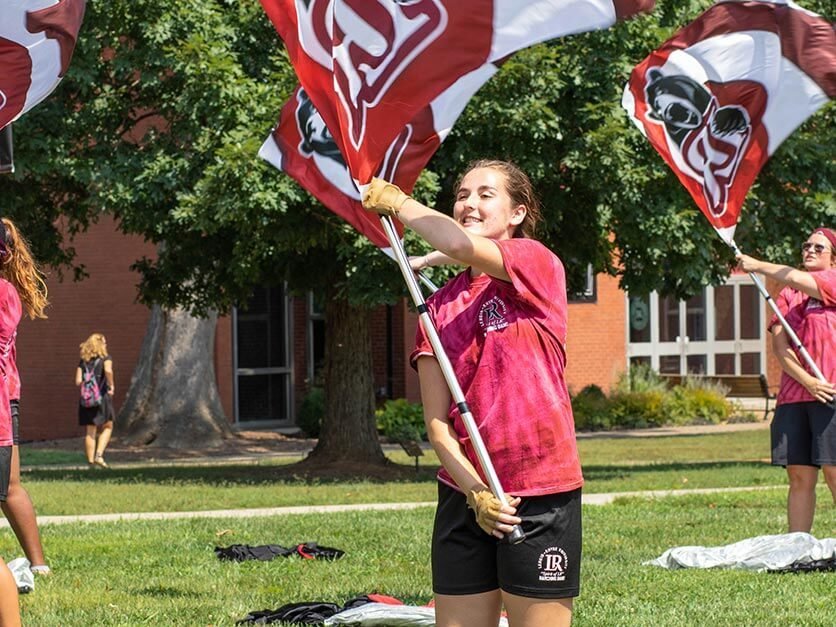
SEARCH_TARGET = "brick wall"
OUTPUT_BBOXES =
[565,273,627,394]
[16,218,155,441]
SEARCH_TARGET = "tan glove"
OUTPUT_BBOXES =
[466,488,504,535]
[362,177,410,217]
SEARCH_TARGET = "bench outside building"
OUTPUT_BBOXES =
[662,374,776,421]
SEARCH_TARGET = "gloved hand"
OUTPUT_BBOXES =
[466,488,505,536]
[362,177,410,217]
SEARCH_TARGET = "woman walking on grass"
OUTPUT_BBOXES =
[737,227,836,533]
[0,217,50,578]
[363,160,583,627]
[76,333,115,468]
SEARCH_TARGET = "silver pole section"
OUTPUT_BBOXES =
[731,240,828,382]
[379,215,525,544]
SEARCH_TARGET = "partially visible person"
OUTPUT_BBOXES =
[737,227,836,533]
[75,333,115,468]
[0,556,21,627]
[0,217,50,576]
[364,160,583,627]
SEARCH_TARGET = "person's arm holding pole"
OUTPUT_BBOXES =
[417,356,522,539]
[365,177,527,543]
[771,325,835,404]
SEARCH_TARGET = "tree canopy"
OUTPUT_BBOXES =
[1,0,832,307]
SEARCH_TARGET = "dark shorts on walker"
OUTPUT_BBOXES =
[432,482,581,599]
[0,445,11,501]
[11,400,19,446]
[772,401,836,467]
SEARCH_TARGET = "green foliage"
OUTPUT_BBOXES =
[2,0,832,309]
[573,366,735,430]
[615,363,668,394]
[375,398,426,442]
[609,389,669,429]
[570,384,613,431]
[296,387,324,438]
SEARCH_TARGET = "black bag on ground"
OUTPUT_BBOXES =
[214,544,295,562]
[235,601,341,625]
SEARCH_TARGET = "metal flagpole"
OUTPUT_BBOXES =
[379,214,526,544]
[730,240,830,385]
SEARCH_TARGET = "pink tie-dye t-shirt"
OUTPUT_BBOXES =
[411,238,583,497]
[0,280,20,446]
[770,268,836,405]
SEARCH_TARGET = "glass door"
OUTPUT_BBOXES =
[233,284,293,425]
[627,277,764,375]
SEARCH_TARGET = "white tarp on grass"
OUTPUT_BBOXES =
[646,532,836,572]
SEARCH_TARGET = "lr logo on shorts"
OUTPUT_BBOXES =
[538,547,568,582]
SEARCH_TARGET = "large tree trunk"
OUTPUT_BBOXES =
[306,293,387,465]
[117,305,232,448]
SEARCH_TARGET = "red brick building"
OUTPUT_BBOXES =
[16,219,779,441]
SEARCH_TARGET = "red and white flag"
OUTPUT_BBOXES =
[0,0,86,130]
[260,0,655,185]
[622,0,835,244]
[259,64,498,247]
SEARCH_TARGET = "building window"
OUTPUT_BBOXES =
[568,264,597,303]
[626,276,764,376]
[233,284,292,425]
[307,292,326,387]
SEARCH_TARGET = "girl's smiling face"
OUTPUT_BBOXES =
[453,167,526,241]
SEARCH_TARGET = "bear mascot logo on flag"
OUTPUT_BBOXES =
[640,66,767,221]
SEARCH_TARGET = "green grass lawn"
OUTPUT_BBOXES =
[9,490,834,626]
[5,427,832,626]
[16,430,785,516]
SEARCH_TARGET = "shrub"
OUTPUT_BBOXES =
[572,385,614,431]
[297,387,325,438]
[376,398,426,442]
[608,389,668,429]
[663,377,730,425]
[615,363,668,394]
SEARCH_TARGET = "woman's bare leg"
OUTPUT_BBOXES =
[502,591,573,627]
[0,446,46,567]
[95,421,113,459]
[786,465,818,532]
[0,558,21,627]
[434,590,503,627]
[84,426,97,464]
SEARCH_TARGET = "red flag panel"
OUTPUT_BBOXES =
[623,0,835,243]
[0,0,86,130]
[260,63,499,247]
[260,0,655,184]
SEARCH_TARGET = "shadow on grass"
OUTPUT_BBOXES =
[24,460,770,487]
[24,461,444,486]
[583,460,767,481]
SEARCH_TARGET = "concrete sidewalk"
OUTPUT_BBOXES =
[0,484,785,529]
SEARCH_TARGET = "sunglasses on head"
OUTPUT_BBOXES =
[801,242,830,254]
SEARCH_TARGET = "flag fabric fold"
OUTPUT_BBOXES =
[260,0,654,245]
[259,64,498,247]
[0,0,87,130]
[622,0,835,244]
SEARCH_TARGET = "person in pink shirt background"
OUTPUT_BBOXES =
[737,227,836,534]
[363,160,582,627]
[0,217,50,625]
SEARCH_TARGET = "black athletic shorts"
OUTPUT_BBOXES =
[431,482,582,599]
[772,401,836,467]
[0,445,11,501]
[10,400,18,446]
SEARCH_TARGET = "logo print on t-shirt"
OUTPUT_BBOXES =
[538,546,568,582]
[478,296,508,335]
